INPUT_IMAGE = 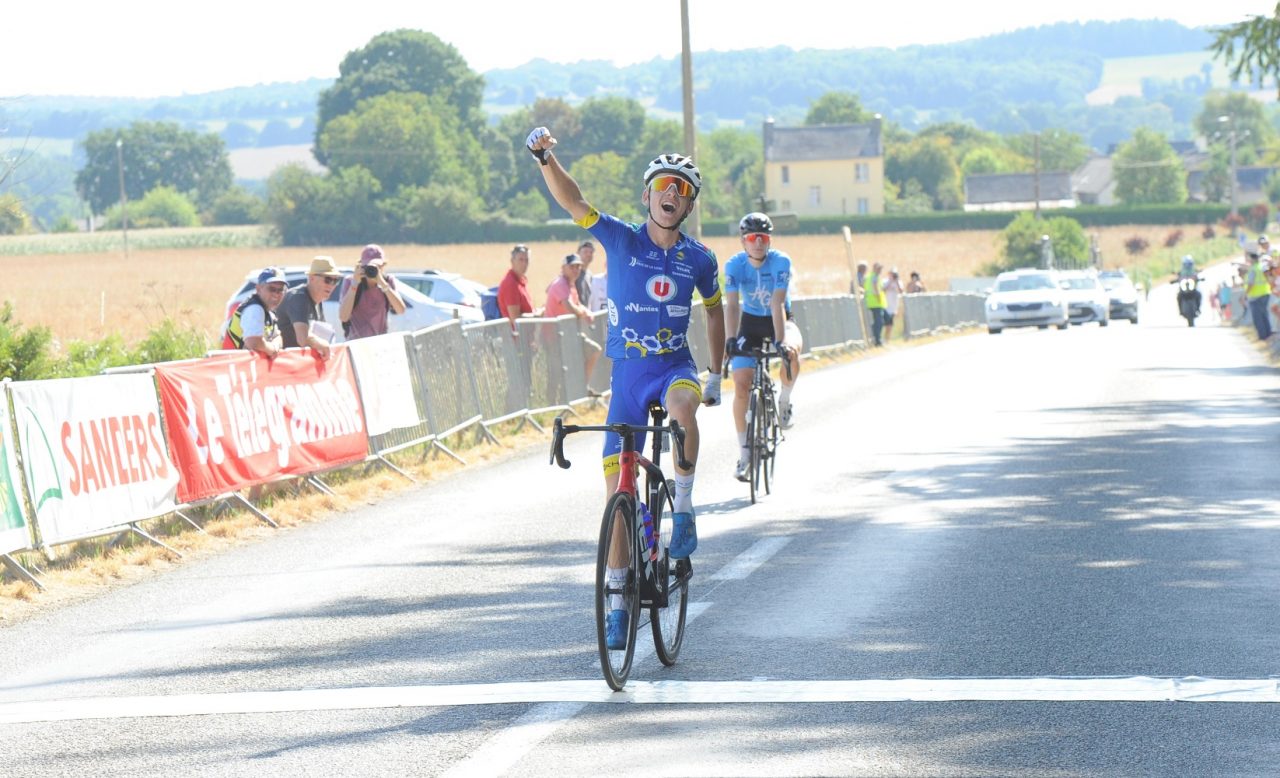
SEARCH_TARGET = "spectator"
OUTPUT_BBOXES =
[498,244,540,328]
[1244,251,1273,341]
[575,240,597,311]
[278,256,341,359]
[223,266,286,358]
[864,261,887,346]
[338,244,405,340]
[546,253,602,379]
[906,270,926,293]
[852,261,868,297]
[882,267,904,343]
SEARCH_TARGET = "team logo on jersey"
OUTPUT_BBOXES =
[666,304,689,318]
[647,274,677,302]
[607,298,619,326]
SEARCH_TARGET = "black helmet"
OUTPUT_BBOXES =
[738,212,774,235]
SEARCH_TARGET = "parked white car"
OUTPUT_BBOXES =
[984,268,1069,334]
[222,266,483,345]
[1057,270,1111,327]
[396,269,490,311]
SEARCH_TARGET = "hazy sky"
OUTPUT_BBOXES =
[3,1,1271,98]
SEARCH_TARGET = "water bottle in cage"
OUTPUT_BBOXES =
[639,502,658,562]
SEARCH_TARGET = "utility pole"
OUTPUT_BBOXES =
[1218,114,1241,219]
[1033,132,1041,220]
[115,136,130,259]
[680,0,701,240]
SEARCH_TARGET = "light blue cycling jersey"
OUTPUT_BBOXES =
[725,249,792,317]
[579,208,722,359]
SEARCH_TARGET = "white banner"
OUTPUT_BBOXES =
[10,373,179,546]
[345,334,422,437]
[0,385,31,555]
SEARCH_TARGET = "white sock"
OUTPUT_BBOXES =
[673,472,694,514]
[780,384,792,407]
[737,431,748,461]
[608,566,626,611]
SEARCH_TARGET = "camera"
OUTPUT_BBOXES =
[363,265,379,279]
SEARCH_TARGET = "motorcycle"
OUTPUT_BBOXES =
[1176,276,1202,327]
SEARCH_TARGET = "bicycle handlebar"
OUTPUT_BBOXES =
[724,342,794,381]
[550,416,692,471]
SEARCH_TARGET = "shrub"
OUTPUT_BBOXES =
[0,303,53,380]
[1202,225,1217,239]
[1124,236,1150,255]
[1222,213,1246,234]
[209,187,265,226]
[103,186,200,229]
[1164,229,1183,248]
[1248,202,1269,232]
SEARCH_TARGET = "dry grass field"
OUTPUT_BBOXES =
[8,223,1214,347]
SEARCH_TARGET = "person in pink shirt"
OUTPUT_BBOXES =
[545,253,601,377]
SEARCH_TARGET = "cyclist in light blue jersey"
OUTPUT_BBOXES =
[724,212,803,480]
[527,126,726,651]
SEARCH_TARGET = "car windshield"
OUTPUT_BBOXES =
[1061,278,1099,290]
[1101,279,1129,291]
[995,275,1056,292]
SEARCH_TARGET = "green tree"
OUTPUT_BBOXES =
[1113,127,1188,204]
[959,147,1007,178]
[505,189,550,222]
[265,163,386,245]
[695,126,763,220]
[886,136,962,210]
[318,91,487,197]
[0,194,32,235]
[578,96,646,156]
[805,91,873,125]
[315,29,485,162]
[385,183,486,243]
[210,186,265,225]
[569,152,637,221]
[76,121,232,214]
[884,179,933,214]
[103,185,200,229]
[1006,129,1090,172]
[1194,91,1272,155]
[995,211,1088,273]
[1210,5,1280,99]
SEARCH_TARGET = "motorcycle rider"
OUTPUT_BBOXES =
[1175,255,1202,320]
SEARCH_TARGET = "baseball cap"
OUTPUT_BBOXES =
[257,266,286,284]
[360,244,385,266]
[564,253,583,266]
[308,256,341,277]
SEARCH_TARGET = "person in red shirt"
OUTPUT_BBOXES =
[497,244,539,329]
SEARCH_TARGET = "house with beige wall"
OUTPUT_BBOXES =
[763,119,885,217]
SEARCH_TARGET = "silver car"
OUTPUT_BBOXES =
[985,269,1069,334]
[1057,270,1111,327]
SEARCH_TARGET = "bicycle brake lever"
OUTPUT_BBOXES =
[550,417,572,469]
[669,421,693,471]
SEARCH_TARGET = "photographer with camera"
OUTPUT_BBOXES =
[338,244,405,340]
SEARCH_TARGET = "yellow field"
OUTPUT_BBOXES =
[8,223,1210,347]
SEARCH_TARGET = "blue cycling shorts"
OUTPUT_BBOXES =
[602,351,701,474]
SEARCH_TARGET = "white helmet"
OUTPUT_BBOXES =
[643,153,702,199]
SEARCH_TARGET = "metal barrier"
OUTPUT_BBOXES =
[902,293,985,339]
[409,321,489,462]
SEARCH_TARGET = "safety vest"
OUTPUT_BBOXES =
[1246,264,1271,300]
[222,294,279,350]
[864,274,886,309]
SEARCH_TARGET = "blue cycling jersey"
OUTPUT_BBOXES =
[725,249,792,317]
[580,208,722,359]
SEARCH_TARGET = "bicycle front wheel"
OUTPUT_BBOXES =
[748,390,761,504]
[596,492,640,691]
[650,478,688,665]
[762,389,779,495]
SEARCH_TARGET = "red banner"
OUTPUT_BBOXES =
[155,349,368,503]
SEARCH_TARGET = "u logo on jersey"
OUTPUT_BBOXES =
[647,274,677,302]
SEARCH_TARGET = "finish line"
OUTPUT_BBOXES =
[2,676,1277,724]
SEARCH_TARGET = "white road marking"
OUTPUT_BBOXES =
[708,536,792,580]
[3,676,1276,725]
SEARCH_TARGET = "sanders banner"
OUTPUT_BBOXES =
[0,386,31,555]
[155,349,368,503]
[9,374,179,546]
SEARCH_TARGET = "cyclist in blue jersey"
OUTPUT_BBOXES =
[724,212,803,481]
[527,126,726,650]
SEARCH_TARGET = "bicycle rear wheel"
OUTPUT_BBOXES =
[649,478,688,665]
[596,492,640,691]
[748,390,761,504]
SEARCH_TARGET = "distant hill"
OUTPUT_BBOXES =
[0,18,1260,166]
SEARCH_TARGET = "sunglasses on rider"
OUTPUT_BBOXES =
[743,233,771,245]
[649,175,694,198]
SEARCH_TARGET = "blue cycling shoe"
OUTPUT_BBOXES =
[669,510,697,559]
[605,609,629,650]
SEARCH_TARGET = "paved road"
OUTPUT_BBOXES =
[0,283,1277,776]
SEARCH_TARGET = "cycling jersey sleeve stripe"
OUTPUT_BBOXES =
[575,207,601,229]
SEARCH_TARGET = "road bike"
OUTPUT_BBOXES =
[728,341,790,504]
[550,402,692,690]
